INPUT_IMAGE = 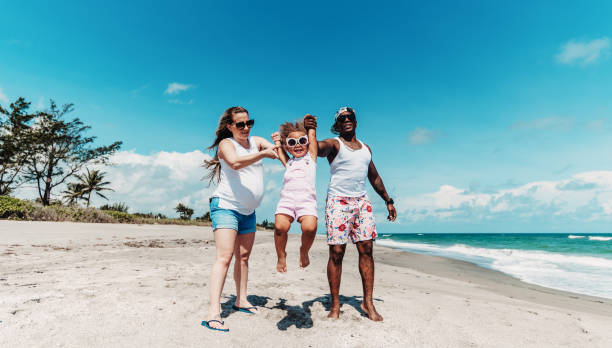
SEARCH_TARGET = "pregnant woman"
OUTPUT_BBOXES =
[202,106,278,332]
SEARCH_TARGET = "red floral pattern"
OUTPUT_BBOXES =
[325,194,377,245]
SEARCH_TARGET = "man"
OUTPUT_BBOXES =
[304,107,396,322]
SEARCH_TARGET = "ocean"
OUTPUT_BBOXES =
[377,233,612,299]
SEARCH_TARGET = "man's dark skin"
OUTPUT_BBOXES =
[304,112,397,322]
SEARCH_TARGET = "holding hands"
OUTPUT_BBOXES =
[271,131,282,144]
[261,144,280,159]
[304,114,317,130]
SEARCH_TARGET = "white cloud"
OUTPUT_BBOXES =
[164,82,194,95]
[399,171,612,223]
[556,37,611,66]
[85,150,213,216]
[168,98,194,105]
[0,87,9,104]
[586,119,606,131]
[512,116,573,131]
[409,127,435,145]
[12,149,286,219]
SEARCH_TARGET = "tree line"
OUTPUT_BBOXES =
[0,97,121,206]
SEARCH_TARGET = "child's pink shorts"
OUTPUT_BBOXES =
[275,195,318,221]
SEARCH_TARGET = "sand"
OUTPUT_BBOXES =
[1,221,611,347]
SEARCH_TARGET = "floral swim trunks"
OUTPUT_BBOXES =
[325,194,377,245]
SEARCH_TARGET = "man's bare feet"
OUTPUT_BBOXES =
[276,254,287,273]
[361,302,383,321]
[327,304,341,319]
[299,246,310,268]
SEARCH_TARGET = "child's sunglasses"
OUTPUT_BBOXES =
[286,136,308,147]
[336,114,356,123]
[234,119,255,129]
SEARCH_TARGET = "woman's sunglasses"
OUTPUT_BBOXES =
[234,119,255,129]
[286,136,308,147]
[336,114,356,123]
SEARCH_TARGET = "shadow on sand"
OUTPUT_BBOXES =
[219,293,382,331]
[220,294,271,318]
[272,294,383,331]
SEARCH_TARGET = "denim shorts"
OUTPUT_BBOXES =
[209,197,256,235]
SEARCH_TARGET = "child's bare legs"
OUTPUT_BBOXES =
[297,216,317,268]
[274,214,293,273]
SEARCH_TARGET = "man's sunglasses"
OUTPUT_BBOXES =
[336,114,356,123]
[234,119,255,129]
[286,136,308,147]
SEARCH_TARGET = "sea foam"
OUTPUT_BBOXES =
[377,239,612,299]
[588,236,612,241]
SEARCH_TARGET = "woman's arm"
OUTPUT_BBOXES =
[218,138,278,170]
[270,132,288,167]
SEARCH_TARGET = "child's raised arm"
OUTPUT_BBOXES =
[271,132,288,167]
[305,114,318,162]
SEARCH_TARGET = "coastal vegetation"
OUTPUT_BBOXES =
[0,97,121,204]
[0,195,211,226]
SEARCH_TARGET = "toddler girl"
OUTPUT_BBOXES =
[270,116,318,273]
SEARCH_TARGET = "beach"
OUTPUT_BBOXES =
[1,221,611,347]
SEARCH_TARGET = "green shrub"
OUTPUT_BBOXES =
[0,196,33,219]
[103,210,135,223]
[0,196,212,226]
[100,202,129,213]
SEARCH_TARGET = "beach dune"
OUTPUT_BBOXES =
[1,221,611,347]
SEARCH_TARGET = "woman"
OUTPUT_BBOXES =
[202,106,278,332]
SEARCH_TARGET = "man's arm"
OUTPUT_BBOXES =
[365,145,397,221]
[314,138,334,157]
[304,114,336,158]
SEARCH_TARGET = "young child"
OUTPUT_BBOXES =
[270,115,318,273]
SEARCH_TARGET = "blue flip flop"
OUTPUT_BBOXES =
[232,305,258,314]
[202,319,229,332]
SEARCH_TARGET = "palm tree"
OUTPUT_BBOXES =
[74,168,114,207]
[62,182,86,205]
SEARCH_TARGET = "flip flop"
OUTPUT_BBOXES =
[202,319,229,332]
[232,305,258,314]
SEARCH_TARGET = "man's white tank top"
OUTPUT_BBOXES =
[212,137,264,215]
[328,137,371,197]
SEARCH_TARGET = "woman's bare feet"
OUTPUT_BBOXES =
[276,253,287,273]
[204,315,229,330]
[234,300,259,314]
[299,246,310,268]
[361,302,383,321]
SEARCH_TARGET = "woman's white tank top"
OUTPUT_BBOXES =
[328,137,371,197]
[212,137,264,215]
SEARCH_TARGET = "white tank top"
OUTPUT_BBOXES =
[328,137,371,197]
[212,137,264,215]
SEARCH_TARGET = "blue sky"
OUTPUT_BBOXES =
[3,1,612,232]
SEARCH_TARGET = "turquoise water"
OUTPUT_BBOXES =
[377,233,612,299]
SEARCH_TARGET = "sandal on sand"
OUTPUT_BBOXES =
[202,319,229,332]
[232,305,258,314]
